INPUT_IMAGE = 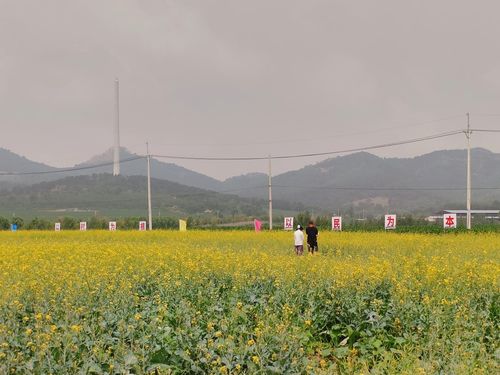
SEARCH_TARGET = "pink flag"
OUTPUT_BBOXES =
[254,219,262,232]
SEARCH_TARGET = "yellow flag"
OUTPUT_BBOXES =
[179,219,187,232]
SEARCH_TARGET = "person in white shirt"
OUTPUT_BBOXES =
[294,224,304,255]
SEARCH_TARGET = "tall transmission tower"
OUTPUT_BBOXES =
[113,78,121,176]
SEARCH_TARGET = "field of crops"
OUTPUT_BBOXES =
[0,231,498,374]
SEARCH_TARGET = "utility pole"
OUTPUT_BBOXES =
[268,155,273,230]
[147,142,153,230]
[113,78,121,176]
[465,113,472,230]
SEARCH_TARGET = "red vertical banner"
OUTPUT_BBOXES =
[384,214,396,230]
[332,216,342,231]
[443,214,457,229]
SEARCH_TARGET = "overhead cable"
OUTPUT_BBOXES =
[1,128,492,176]
[470,129,500,133]
[272,185,500,191]
[152,130,464,161]
[0,156,145,176]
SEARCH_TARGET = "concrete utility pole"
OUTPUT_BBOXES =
[465,113,472,230]
[268,155,273,230]
[113,78,121,176]
[147,142,153,230]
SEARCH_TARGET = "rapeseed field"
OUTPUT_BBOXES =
[0,231,498,374]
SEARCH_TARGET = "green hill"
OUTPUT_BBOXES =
[0,174,266,220]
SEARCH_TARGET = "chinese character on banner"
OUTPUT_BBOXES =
[139,221,147,231]
[79,222,87,231]
[384,214,397,230]
[284,217,294,231]
[109,221,117,231]
[332,216,342,231]
[443,213,457,229]
[55,222,61,231]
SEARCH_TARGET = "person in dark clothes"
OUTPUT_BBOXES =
[306,220,319,254]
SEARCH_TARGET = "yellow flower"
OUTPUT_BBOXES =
[252,355,260,364]
[70,325,81,333]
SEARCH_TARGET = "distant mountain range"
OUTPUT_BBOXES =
[1,146,499,215]
[0,148,58,187]
[76,148,223,191]
[0,147,221,190]
[269,149,500,214]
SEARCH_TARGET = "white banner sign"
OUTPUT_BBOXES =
[79,222,87,231]
[284,217,294,231]
[331,216,342,231]
[54,222,61,231]
[443,213,457,229]
[109,221,117,231]
[139,221,147,231]
[384,214,397,230]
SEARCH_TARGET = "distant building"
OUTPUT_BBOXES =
[425,215,443,222]
[426,210,500,222]
[443,209,500,221]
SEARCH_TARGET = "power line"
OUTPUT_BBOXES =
[272,185,500,191]
[149,114,463,148]
[152,130,464,161]
[470,128,500,133]
[1,127,497,176]
[472,113,500,117]
[0,156,145,176]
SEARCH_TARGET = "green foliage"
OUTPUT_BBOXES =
[152,217,179,229]
[88,216,107,229]
[61,216,78,230]
[0,217,9,230]
[26,217,52,230]
[296,211,312,227]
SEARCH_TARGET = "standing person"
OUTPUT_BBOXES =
[306,220,319,254]
[294,225,304,256]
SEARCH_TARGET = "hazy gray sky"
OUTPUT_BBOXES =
[1,0,500,179]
